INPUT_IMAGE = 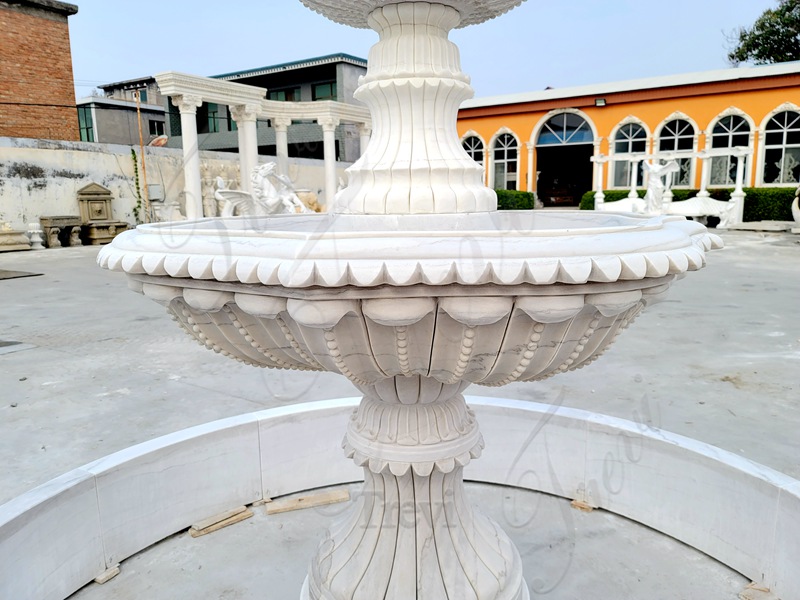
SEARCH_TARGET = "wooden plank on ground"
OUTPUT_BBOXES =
[94,565,120,584]
[266,489,350,515]
[189,507,253,538]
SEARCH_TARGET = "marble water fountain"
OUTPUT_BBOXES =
[98,1,722,598]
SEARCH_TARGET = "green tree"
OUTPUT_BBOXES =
[728,0,800,65]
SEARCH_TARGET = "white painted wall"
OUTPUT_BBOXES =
[0,137,351,230]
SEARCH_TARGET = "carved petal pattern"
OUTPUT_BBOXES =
[144,282,670,385]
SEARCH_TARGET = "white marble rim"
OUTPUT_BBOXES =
[298,0,527,29]
[2,396,796,599]
[108,211,690,238]
[98,213,722,289]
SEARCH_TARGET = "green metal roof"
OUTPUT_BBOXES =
[212,53,367,81]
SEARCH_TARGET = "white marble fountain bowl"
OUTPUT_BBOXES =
[98,211,722,387]
[299,0,527,28]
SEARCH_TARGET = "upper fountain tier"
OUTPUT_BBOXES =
[319,1,514,214]
[300,0,526,29]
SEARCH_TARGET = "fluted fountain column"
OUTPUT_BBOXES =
[305,372,527,600]
[332,2,495,214]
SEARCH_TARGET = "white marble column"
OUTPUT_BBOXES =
[729,148,748,225]
[628,159,640,199]
[273,116,292,178]
[593,155,606,209]
[525,142,534,193]
[334,3,494,214]
[487,149,496,190]
[319,116,340,206]
[696,152,711,198]
[172,94,203,220]
[358,123,371,157]
[230,103,260,194]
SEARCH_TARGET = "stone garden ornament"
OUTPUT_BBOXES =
[215,163,312,217]
[642,159,680,214]
[99,1,722,598]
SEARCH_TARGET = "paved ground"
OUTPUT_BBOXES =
[0,229,797,598]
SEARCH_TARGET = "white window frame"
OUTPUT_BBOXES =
[489,129,520,191]
[757,102,800,187]
[461,132,486,166]
[609,117,650,189]
[705,107,755,188]
[654,112,698,188]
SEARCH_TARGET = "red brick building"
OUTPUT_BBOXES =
[0,0,79,140]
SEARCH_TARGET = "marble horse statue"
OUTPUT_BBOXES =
[215,163,312,217]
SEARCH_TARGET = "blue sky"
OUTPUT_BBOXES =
[70,0,777,100]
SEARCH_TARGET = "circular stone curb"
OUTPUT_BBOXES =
[1,397,797,599]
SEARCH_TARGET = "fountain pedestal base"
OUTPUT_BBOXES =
[303,467,529,600]
[302,377,529,600]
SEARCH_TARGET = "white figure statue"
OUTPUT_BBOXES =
[716,198,739,228]
[215,163,312,217]
[643,160,680,214]
[262,165,312,214]
[215,177,259,217]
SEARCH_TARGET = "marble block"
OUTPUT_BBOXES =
[466,398,588,502]
[771,482,800,598]
[0,229,31,252]
[583,414,792,581]
[0,470,105,600]
[258,399,362,499]
[84,415,262,566]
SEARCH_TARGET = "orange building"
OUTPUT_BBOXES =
[457,62,800,206]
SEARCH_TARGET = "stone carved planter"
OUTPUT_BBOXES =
[100,1,721,598]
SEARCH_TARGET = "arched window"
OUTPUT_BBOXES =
[658,119,695,186]
[537,113,593,146]
[462,135,484,166]
[492,133,518,190]
[762,111,800,184]
[710,115,750,186]
[613,123,647,187]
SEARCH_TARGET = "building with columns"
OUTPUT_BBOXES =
[166,54,369,163]
[77,55,369,161]
[457,62,800,206]
[155,70,371,220]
